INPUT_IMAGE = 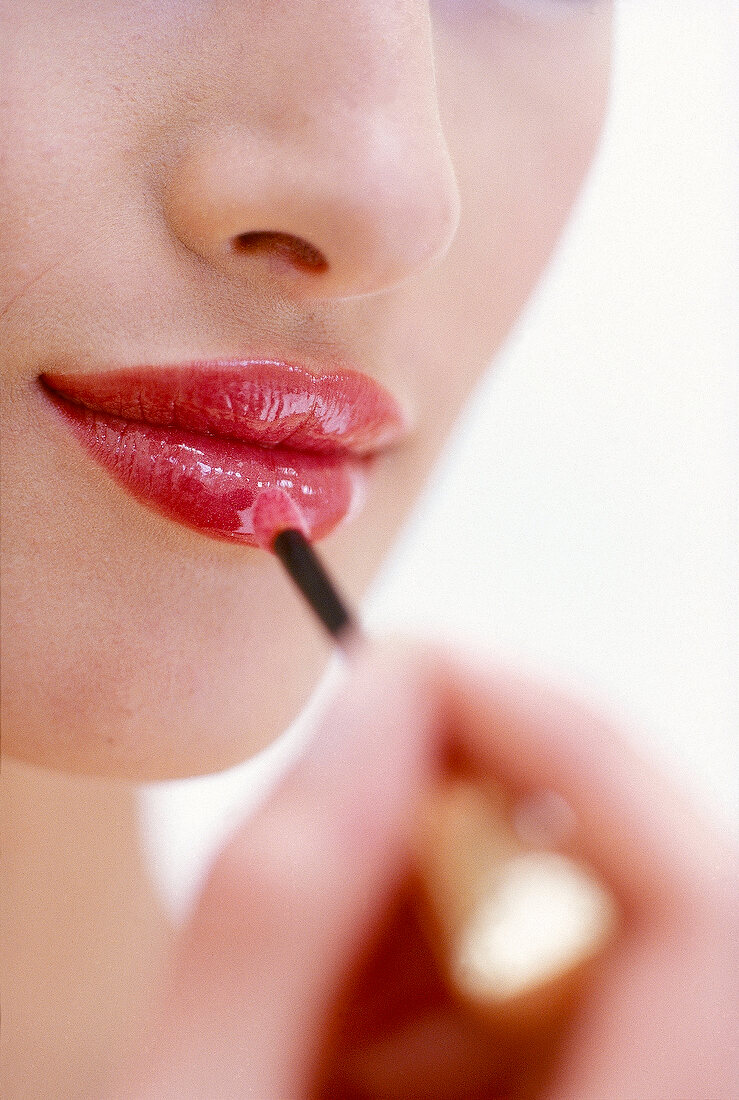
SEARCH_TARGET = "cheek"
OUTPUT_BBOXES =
[448,10,612,256]
[409,9,612,404]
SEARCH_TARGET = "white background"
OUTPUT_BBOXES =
[142,1,738,919]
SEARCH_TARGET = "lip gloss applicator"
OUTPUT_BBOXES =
[251,487,358,642]
[252,487,618,1035]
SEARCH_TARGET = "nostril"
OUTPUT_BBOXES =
[231,231,328,274]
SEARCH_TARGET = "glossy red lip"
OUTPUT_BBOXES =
[41,361,408,547]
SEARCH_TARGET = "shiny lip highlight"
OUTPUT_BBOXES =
[40,360,409,547]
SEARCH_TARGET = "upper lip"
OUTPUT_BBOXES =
[40,359,410,457]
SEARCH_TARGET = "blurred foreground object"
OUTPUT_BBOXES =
[416,778,618,1034]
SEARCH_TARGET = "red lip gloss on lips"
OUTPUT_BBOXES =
[41,361,407,547]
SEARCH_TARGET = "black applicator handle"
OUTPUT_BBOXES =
[272,528,357,643]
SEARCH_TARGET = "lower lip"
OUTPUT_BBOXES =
[47,394,367,547]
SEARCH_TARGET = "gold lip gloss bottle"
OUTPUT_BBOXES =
[415,776,618,1036]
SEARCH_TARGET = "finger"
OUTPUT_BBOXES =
[122,643,439,1099]
[435,649,735,916]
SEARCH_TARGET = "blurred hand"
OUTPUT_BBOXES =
[117,643,738,1100]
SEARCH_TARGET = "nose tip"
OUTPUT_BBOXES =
[163,116,461,300]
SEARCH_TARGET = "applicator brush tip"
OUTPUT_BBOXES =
[252,487,310,550]
[253,487,354,641]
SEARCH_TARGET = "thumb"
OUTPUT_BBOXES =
[123,642,438,1100]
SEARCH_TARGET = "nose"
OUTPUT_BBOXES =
[162,1,460,300]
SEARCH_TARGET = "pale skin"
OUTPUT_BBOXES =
[0,2,736,1098]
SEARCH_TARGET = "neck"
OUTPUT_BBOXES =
[2,756,173,1099]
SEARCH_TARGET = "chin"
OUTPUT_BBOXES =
[2,581,337,782]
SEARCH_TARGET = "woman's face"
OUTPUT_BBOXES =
[1,1,611,779]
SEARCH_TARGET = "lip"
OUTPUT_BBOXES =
[41,361,409,547]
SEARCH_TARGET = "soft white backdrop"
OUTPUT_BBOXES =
[141,1,738,920]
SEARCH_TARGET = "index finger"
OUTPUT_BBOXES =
[427,645,734,917]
